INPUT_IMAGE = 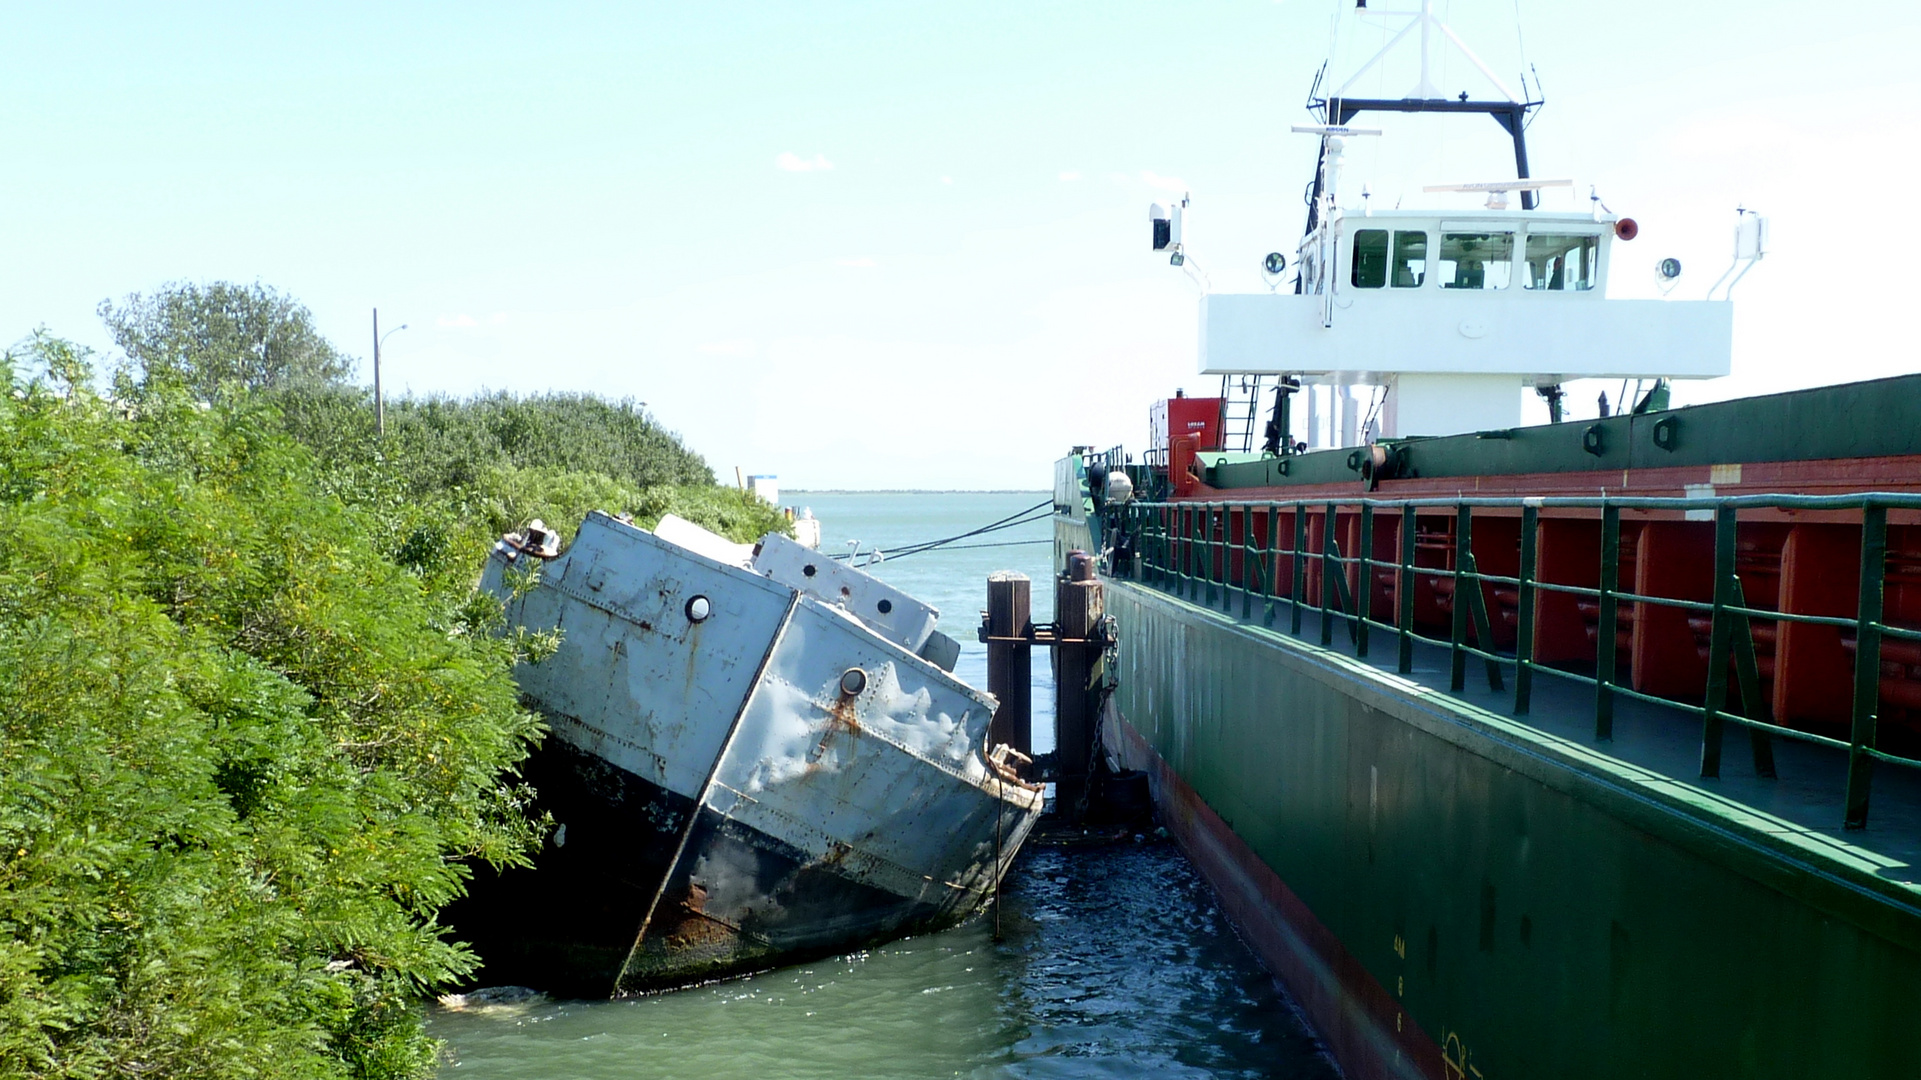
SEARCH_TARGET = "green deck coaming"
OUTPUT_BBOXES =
[1096,568,1921,1078]
[1205,372,1921,491]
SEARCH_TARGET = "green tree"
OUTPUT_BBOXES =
[271,387,716,492]
[0,334,544,1078]
[0,321,788,1078]
[99,281,354,397]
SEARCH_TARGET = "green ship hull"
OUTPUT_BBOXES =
[1052,379,1921,1078]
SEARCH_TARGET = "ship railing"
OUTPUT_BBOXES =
[1115,493,1921,831]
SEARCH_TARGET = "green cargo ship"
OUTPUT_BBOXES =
[1050,5,1921,1077]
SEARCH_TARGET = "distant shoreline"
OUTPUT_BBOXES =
[782,489,1049,496]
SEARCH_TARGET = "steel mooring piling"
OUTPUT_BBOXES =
[1053,553,1104,819]
[984,571,1033,757]
[983,558,1109,823]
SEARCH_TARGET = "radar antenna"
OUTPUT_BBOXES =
[1304,0,1545,232]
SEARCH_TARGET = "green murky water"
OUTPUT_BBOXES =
[430,839,1338,1078]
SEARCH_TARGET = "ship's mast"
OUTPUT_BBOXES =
[1303,0,1542,235]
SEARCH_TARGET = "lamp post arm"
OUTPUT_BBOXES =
[372,311,408,439]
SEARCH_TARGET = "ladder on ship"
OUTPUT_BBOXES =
[1218,374,1269,453]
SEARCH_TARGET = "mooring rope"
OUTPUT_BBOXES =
[827,498,1054,562]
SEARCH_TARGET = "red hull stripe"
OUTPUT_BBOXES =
[1111,706,1444,1080]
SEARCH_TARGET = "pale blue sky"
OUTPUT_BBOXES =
[4,2,1916,488]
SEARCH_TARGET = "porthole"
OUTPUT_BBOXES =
[686,595,712,622]
[840,668,867,696]
[802,563,817,577]
[877,598,893,614]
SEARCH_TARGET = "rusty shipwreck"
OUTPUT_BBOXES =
[448,511,1043,996]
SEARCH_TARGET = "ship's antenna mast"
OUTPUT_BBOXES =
[1294,124,1380,325]
[1304,0,1544,235]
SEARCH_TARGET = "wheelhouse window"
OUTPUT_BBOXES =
[1392,231,1427,287]
[1351,229,1428,288]
[1352,229,1389,288]
[1525,233,1600,291]
[1439,230,1515,290]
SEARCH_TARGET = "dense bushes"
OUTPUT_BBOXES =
[0,330,788,1078]
[268,384,784,604]
[272,385,714,493]
[0,341,541,1076]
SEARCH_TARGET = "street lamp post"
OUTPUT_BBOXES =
[372,309,408,438]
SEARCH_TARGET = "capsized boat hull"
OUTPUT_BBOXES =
[450,512,1041,995]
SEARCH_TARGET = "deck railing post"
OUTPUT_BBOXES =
[1242,505,1255,621]
[1728,577,1779,780]
[1216,504,1229,612]
[1398,505,1417,674]
[1291,503,1308,636]
[1164,505,1173,588]
[1845,503,1888,829]
[1357,502,1375,658]
[1152,505,1161,582]
[1205,503,1213,602]
[1214,503,1226,612]
[1203,504,1217,609]
[1129,503,1138,580]
[1134,505,1143,582]
[1185,504,1196,599]
[1180,506,1188,593]
[1464,548,1503,693]
[1701,503,1737,778]
[1140,504,1151,582]
[1154,506,1166,587]
[1152,503,1167,588]
[1514,504,1538,715]
[1450,504,1471,692]
[1219,504,1229,607]
[1183,503,1198,599]
[1185,504,1196,600]
[1321,502,1338,647]
[1223,504,1236,616]
[1172,505,1183,594]
[1199,503,1208,600]
[1141,506,1151,584]
[1596,504,1621,742]
[1264,504,1281,628]
[1163,505,1173,588]
[1158,505,1167,589]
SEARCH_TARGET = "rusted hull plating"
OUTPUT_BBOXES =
[460,512,1042,995]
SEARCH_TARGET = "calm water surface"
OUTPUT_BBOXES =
[428,493,1338,1079]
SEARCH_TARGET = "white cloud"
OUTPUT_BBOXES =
[697,338,757,357]
[1058,170,1082,182]
[436,313,478,328]
[835,257,878,268]
[1141,170,1189,193]
[775,151,833,172]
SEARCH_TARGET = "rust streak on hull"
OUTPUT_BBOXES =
[1108,704,1443,1080]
